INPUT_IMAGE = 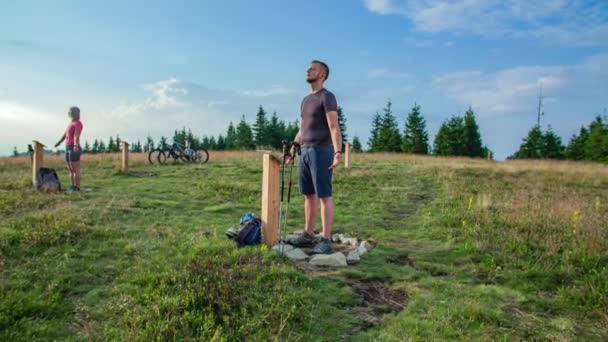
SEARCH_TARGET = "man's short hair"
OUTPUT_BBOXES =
[312,60,330,81]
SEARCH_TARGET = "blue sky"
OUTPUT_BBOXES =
[1,0,607,159]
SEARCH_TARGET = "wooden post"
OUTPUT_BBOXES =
[344,143,351,169]
[261,153,280,246]
[32,140,45,187]
[487,151,492,160]
[121,142,129,174]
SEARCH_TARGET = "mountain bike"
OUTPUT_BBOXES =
[148,141,209,165]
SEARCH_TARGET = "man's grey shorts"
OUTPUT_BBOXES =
[299,145,334,198]
[66,145,81,162]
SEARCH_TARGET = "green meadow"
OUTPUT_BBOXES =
[1,152,606,341]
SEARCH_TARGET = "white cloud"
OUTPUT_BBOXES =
[363,0,608,46]
[142,78,188,108]
[241,85,294,97]
[432,53,608,116]
[0,101,65,153]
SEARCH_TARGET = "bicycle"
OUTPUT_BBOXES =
[148,141,209,165]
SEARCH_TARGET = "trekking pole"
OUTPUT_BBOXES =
[282,142,299,251]
[278,140,290,255]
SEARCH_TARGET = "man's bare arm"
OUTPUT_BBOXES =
[326,110,342,169]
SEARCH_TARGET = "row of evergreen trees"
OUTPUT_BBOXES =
[511,116,608,162]
[21,105,347,155]
[360,100,488,158]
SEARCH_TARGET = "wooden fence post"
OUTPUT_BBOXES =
[261,153,280,246]
[121,142,129,174]
[344,143,351,169]
[487,151,492,160]
[32,140,45,187]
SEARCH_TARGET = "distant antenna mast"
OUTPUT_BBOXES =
[537,84,545,128]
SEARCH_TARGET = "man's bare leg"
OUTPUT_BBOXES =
[319,196,334,239]
[304,194,317,234]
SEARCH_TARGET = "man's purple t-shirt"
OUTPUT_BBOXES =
[299,88,338,147]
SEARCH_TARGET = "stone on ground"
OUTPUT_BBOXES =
[309,252,347,267]
[285,248,308,261]
[346,250,360,265]
[272,243,295,254]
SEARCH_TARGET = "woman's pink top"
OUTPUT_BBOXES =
[65,120,83,146]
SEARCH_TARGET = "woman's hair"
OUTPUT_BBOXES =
[68,106,80,120]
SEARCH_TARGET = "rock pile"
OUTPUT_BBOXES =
[272,232,375,267]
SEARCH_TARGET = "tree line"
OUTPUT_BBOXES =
[510,116,608,162]
[11,101,607,163]
[355,100,489,158]
[11,105,347,156]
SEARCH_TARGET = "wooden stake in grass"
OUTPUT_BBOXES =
[121,142,129,174]
[32,140,45,187]
[261,153,280,246]
[345,143,351,169]
[487,151,492,161]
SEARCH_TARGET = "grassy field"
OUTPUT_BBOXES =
[1,151,607,341]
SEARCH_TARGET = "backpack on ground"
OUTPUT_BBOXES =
[37,167,62,193]
[226,213,262,247]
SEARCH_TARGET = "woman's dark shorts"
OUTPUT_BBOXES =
[298,145,334,198]
[66,145,82,162]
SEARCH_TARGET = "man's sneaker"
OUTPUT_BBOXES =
[310,238,332,255]
[285,232,316,247]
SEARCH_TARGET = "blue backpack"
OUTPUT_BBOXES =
[235,213,262,246]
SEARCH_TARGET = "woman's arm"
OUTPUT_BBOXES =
[73,126,82,152]
[54,134,66,148]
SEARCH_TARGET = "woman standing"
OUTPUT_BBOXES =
[55,106,84,192]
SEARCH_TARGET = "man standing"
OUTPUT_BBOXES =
[288,60,342,254]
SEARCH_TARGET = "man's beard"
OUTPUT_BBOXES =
[306,75,319,83]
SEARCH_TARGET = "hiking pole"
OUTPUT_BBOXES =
[282,142,299,252]
[278,140,290,255]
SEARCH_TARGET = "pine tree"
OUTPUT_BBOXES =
[98,139,106,153]
[235,115,254,150]
[337,106,348,146]
[368,112,382,151]
[433,121,450,156]
[565,126,589,160]
[377,100,402,152]
[267,112,285,149]
[158,136,168,149]
[83,141,91,153]
[447,116,467,155]
[208,136,217,150]
[107,136,115,153]
[463,107,483,157]
[12,146,18,157]
[217,135,226,150]
[584,116,608,161]
[252,106,269,147]
[115,135,121,152]
[201,136,210,149]
[352,136,362,152]
[401,103,429,154]
[543,126,565,159]
[514,126,545,158]
[92,139,99,154]
[225,122,237,150]
[144,135,154,152]
[433,116,467,156]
